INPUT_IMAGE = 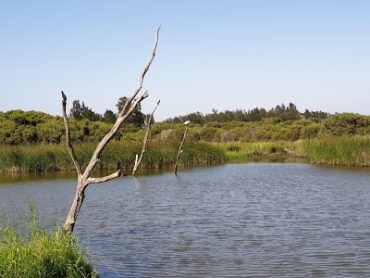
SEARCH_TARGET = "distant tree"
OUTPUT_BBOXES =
[187,112,204,124]
[274,104,285,115]
[103,110,117,123]
[249,107,262,121]
[116,97,141,113]
[80,102,101,121]
[116,96,145,126]
[302,109,329,122]
[70,100,101,121]
[166,103,304,123]
[310,110,330,121]
[282,102,300,120]
[116,97,127,112]
[70,100,83,120]
[303,109,312,119]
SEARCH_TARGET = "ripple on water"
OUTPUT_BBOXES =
[1,163,370,277]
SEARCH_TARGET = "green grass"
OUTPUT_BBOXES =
[217,141,294,163]
[0,205,96,278]
[297,136,370,167]
[217,137,370,167]
[0,141,225,173]
[0,136,369,172]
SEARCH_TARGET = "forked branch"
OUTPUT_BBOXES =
[62,27,160,234]
[87,170,121,185]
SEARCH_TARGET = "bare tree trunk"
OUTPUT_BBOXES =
[174,127,188,174]
[64,183,85,233]
[132,100,160,176]
[61,27,160,234]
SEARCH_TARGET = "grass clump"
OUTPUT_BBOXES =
[297,135,370,167]
[0,205,96,278]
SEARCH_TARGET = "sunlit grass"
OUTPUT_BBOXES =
[0,141,224,172]
[0,204,96,278]
[216,141,293,162]
[297,136,370,167]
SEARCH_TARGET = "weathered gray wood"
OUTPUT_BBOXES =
[119,26,160,118]
[61,91,82,176]
[132,100,160,176]
[174,127,188,174]
[62,27,160,234]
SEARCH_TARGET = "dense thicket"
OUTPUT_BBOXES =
[0,103,369,145]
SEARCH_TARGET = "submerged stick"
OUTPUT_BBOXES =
[174,121,189,174]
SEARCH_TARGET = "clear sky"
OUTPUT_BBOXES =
[0,0,369,120]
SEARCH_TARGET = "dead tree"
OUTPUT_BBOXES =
[132,100,160,176]
[61,27,160,234]
[174,121,190,174]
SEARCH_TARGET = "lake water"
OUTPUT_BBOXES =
[1,163,370,277]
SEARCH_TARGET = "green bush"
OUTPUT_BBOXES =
[323,113,370,136]
[0,110,369,145]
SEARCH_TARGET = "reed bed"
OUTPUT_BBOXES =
[0,141,225,173]
[1,137,368,172]
[297,136,370,167]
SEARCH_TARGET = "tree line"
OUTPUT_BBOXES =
[164,103,330,124]
[0,103,369,145]
[69,96,147,126]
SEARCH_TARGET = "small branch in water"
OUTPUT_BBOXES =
[174,122,189,174]
[132,100,160,176]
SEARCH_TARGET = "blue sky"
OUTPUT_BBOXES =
[0,0,369,120]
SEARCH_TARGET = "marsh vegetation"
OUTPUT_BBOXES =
[0,105,369,171]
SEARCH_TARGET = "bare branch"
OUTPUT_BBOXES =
[132,99,160,176]
[174,127,188,174]
[61,91,82,176]
[119,26,160,117]
[87,170,121,185]
[134,154,139,168]
[83,91,149,179]
[63,27,159,234]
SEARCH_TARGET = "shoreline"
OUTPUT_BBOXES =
[1,155,369,184]
[0,137,369,176]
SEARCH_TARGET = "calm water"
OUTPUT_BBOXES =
[1,163,370,277]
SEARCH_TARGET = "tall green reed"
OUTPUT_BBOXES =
[0,204,96,278]
[297,136,370,167]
